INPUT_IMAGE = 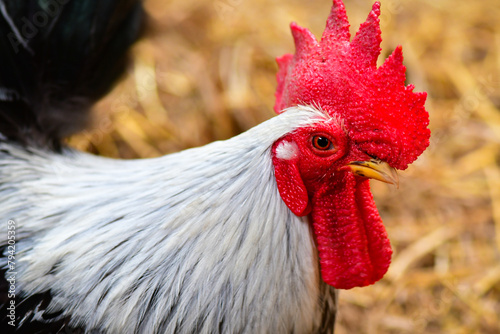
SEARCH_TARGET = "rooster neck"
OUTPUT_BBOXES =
[1,106,337,333]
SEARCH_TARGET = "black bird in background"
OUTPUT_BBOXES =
[0,0,143,150]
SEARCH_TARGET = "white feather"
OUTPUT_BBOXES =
[275,140,299,160]
[0,105,336,333]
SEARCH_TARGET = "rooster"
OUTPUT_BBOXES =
[0,0,430,333]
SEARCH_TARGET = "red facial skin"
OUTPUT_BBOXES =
[272,119,392,289]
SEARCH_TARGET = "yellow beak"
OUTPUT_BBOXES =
[346,159,399,188]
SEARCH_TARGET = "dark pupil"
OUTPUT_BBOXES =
[316,136,329,148]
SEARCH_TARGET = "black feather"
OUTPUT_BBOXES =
[0,0,143,150]
[0,248,88,333]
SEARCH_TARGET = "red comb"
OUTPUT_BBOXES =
[275,0,430,169]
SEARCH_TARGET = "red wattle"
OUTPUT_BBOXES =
[311,172,392,289]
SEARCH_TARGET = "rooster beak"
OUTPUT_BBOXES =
[346,160,399,188]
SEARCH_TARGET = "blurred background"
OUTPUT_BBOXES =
[69,0,500,333]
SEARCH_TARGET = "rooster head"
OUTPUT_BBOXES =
[272,0,430,289]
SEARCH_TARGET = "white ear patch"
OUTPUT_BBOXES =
[275,140,299,160]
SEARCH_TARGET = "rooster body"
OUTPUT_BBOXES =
[1,107,336,333]
[0,0,430,333]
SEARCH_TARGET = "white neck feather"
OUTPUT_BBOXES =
[1,106,336,333]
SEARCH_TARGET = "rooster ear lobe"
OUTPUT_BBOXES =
[272,152,311,217]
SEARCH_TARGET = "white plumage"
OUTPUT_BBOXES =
[1,106,336,333]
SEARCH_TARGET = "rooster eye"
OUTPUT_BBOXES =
[312,136,334,151]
